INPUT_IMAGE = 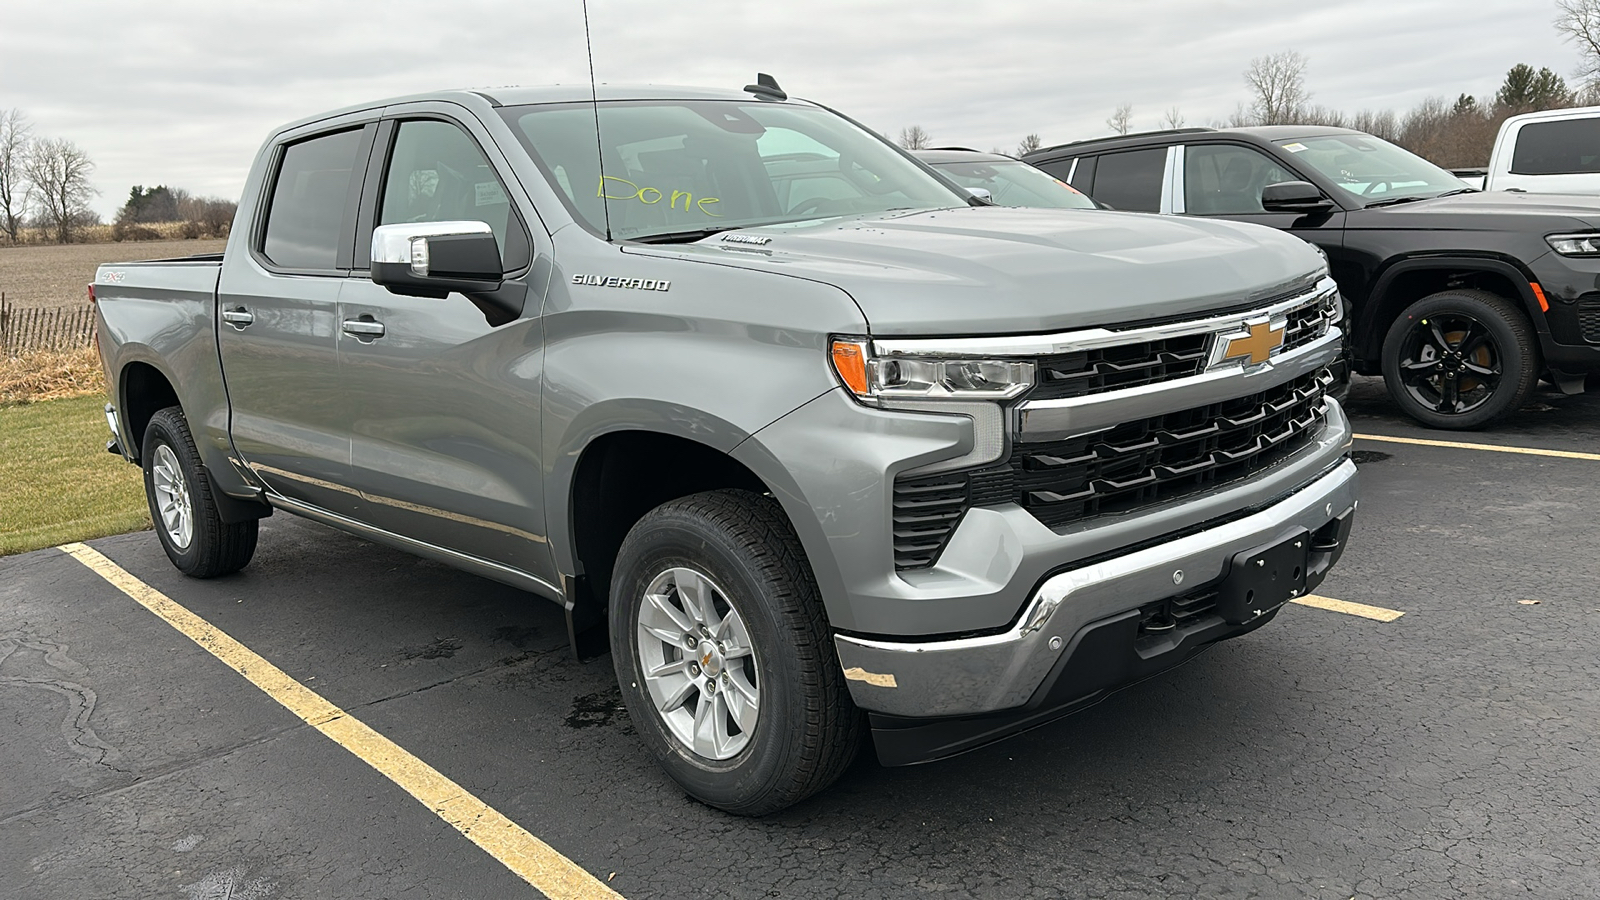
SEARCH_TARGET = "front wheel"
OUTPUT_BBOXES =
[1380,289,1539,430]
[610,490,861,815]
[142,407,258,577]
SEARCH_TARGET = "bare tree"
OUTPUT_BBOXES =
[1557,0,1600,88]
[1245,51,1310,124]
[1161,107,1185,129]
[0,109,30,244]
[1106,103,1133,135]
[1015,133,1042,156]
[25,137,98,244]
[897,125,932,150]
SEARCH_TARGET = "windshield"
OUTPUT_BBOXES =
[500,100,967,240]
[930,159,1097,209]
[1278,134,1466,203]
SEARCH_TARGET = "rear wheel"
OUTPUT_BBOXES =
[610,489,861,815]
[142,407,258,577]
[1380,289,1538,429]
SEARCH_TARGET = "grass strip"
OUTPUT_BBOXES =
[1,393,149,556]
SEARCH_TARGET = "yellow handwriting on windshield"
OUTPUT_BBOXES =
[599,176,721,217]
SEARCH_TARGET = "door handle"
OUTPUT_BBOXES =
[221,308,254,329]
[341,318,386,339]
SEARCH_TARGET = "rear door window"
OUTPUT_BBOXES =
[1089,148,1165,212]
[261,128,365,270]
[1511,118,1600,175]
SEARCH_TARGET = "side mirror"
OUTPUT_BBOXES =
[1261,181,1334,214]
[371,221,502,299]
[966,187,994,202]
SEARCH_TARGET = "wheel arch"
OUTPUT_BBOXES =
[118,357,182,462]
[1354,255,1546,368]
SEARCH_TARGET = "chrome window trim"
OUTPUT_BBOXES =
[1065,157,1079,183]
[1169,144,1187,214]
[871,276,1337,359]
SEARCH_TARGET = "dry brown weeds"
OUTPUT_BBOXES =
[0,347,105,405]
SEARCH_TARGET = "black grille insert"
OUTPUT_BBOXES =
[890,368,1332,569]
[1579,295,1600,342]
[1015,370,1328,528]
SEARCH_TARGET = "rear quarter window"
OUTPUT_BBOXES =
[1089,148,1165,212]
[1510,118,1600,175]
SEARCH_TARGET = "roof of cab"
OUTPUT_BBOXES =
[271,84,799,137]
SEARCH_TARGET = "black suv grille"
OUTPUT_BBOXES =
[1579,295,1600,342]
[890,369,1330,568]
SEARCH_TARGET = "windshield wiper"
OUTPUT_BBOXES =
[627,226,743,244]
[1364,195,1428,209]
[1432,187,1480,198]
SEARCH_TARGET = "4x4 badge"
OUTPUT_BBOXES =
[1217,319,1286,366]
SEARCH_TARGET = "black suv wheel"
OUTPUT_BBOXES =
[1380,289,1539,430]
[609,489,861,815]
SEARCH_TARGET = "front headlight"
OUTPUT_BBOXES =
[1546,233,1600,256]
[830,338,1035,404]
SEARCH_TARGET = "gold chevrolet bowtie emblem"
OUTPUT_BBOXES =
[1220,320,1286,366]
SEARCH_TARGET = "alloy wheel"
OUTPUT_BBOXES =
[151,443,194,550]
[1396,313,1503,416]
[635,566,760,760]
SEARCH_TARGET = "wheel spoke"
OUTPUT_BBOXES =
[640,621,685,647]
[1462,361,1500,378]
[1428,320,1454,352]
[645,589,694,633]
[724,683,757,734]
[1400,357,1437,372]
[655,672,697,714]
[676,569,719,626]
[1437,377,1460,413]
[692,689,720,757]
[645,657,688,679]
[1458,326,1491,358]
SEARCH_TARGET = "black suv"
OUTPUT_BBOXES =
[1026,126,1600,429]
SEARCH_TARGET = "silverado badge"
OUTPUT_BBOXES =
[1215,318,1286,367]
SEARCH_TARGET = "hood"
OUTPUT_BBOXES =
[627,206,1323,336]
[1352,189,1600,231]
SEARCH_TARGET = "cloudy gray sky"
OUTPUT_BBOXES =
[0,0,1581,220]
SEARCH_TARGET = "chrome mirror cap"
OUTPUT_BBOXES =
[371,221,495,269]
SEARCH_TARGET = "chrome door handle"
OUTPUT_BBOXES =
[221,308,254,329]
[341,318,386,339]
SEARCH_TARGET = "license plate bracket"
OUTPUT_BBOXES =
[1216,528,1311,625]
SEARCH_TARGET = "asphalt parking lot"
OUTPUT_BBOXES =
[4,376,1599,899]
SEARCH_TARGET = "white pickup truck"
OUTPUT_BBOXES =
[1460,105,1600,194]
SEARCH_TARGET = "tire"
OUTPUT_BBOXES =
[142,406,258,577]
[609,489,861,815]
[1379,289,1539,430]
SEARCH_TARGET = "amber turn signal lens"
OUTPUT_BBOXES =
[1530,282,1549,312]
[830,339,870,395]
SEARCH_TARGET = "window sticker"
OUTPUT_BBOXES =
[1282,142,1308,153]
[475,181,508,206]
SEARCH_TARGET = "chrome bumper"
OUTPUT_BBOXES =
[834,457,1359,718]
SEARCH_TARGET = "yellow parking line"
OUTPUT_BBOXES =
[1354,432,1600,462]
[59,542,622,900]
[1290,594,1405,622]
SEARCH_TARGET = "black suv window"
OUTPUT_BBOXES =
[1511,118,1600,175]
[379,119,530,270]
[1184,144,1296,214]
[261,128,365,270]
[1089,148,1165,212]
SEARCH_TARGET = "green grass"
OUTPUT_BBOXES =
[1,393,150,556]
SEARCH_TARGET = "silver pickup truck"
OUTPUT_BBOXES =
[94,79,1356,814]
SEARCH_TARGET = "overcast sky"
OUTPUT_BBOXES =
[0,0,1581,220]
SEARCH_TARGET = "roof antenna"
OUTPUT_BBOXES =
[743,73,787,101]
[582,0,612,241]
